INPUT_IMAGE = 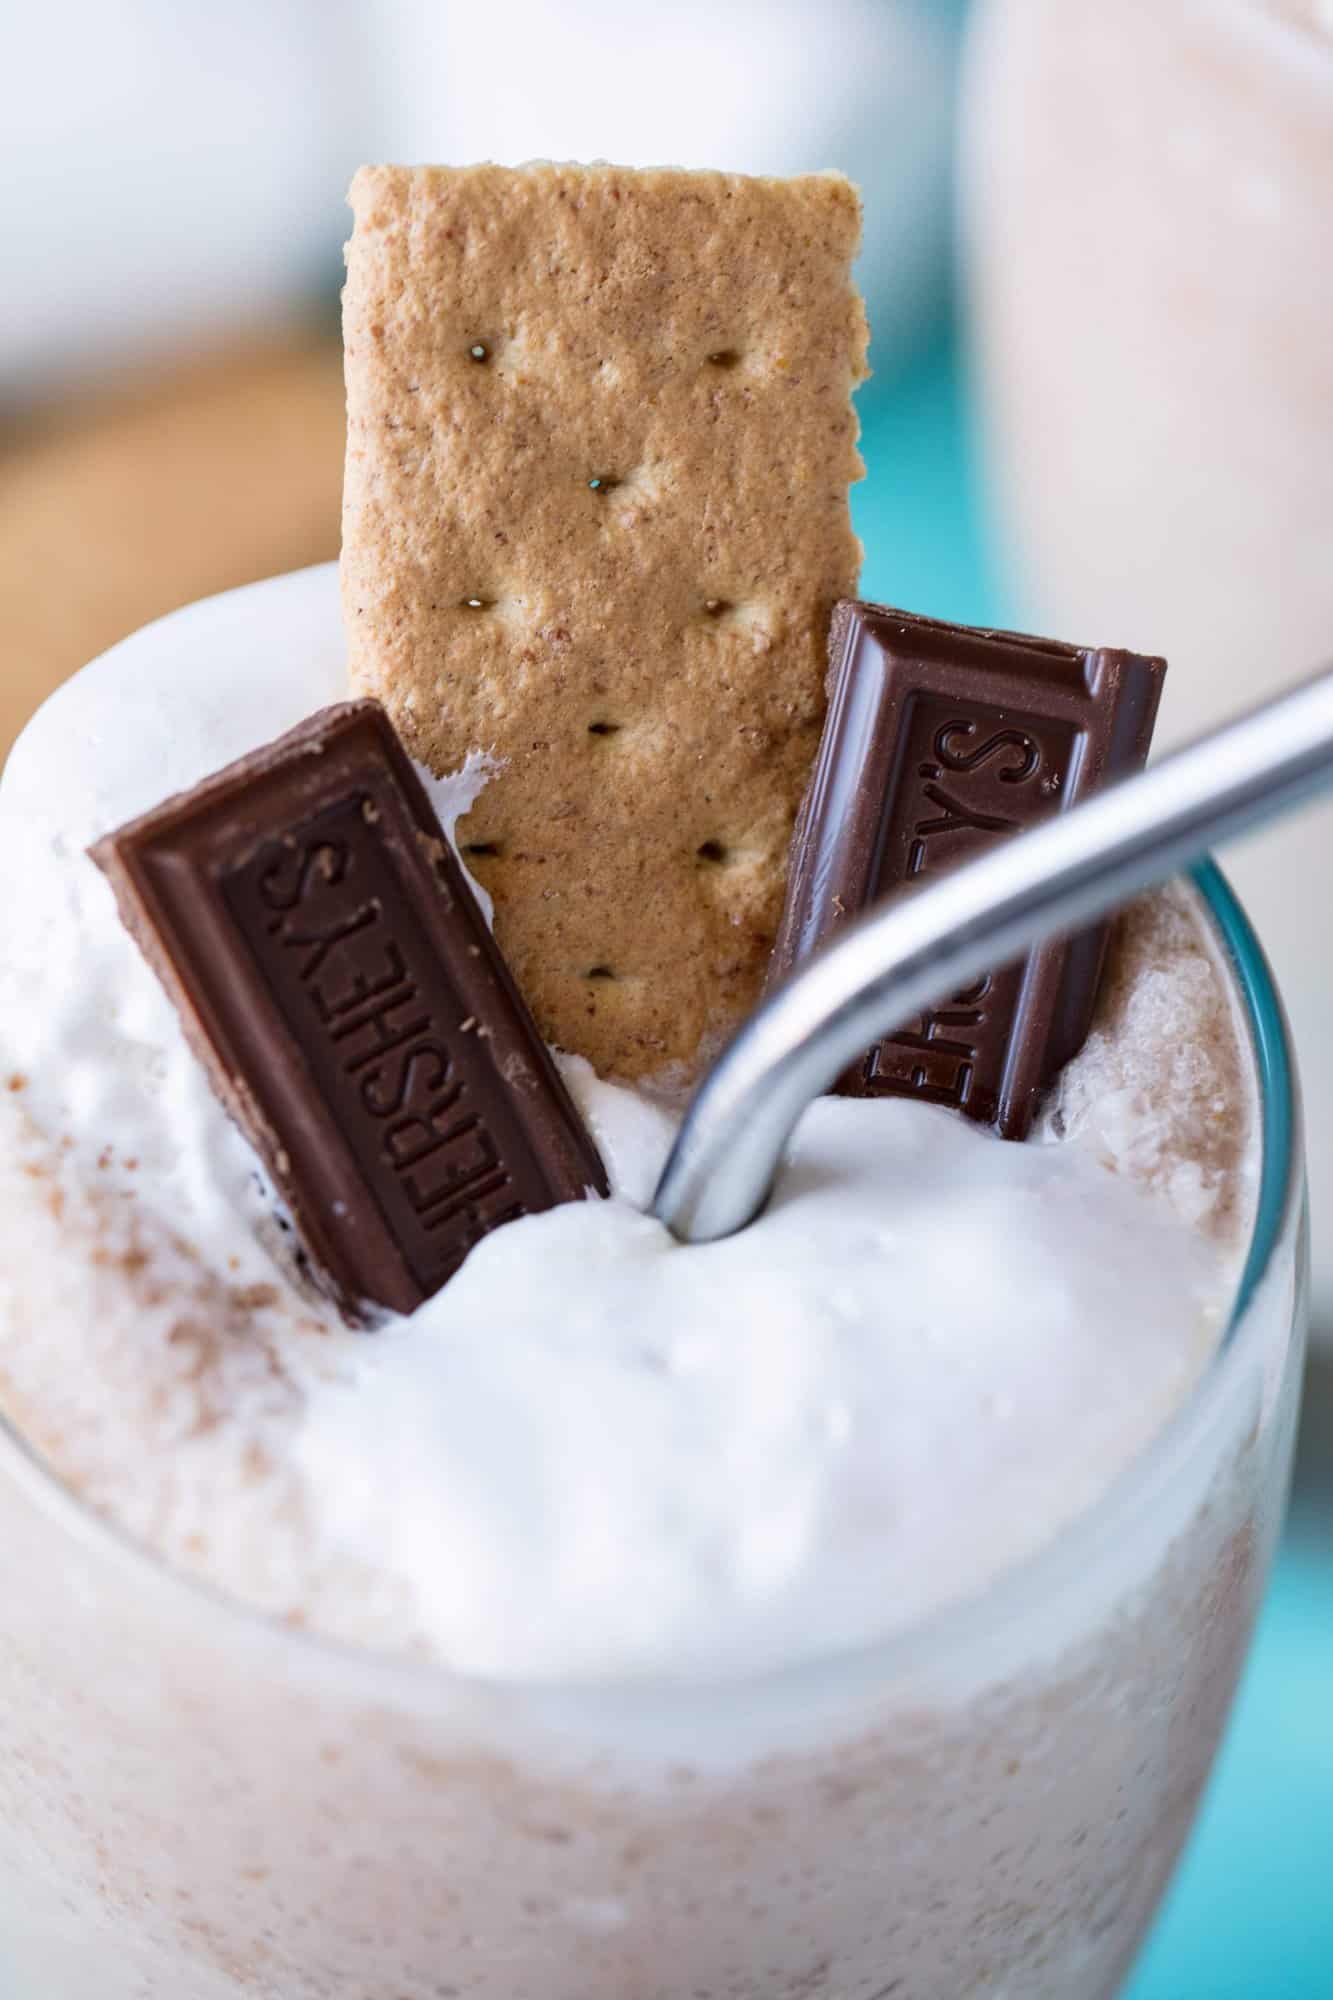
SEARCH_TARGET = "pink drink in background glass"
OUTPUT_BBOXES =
[962,0,1333,1328]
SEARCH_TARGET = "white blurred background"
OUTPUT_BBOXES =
[0,0,965,789]
[2,0,962,396]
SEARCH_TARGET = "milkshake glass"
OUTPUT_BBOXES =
[961,0,1333,1328]
[0,853,1306,2000]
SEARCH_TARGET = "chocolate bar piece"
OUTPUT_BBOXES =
[92,702,608,1319]
[769,604,1166,1137]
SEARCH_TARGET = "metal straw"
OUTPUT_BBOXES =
[654,662,1333,1245]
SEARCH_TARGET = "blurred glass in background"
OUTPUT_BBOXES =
[962,0,1333,1329]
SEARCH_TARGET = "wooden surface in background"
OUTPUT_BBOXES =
[0,332,345,759]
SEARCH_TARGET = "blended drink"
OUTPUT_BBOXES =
[0,570,1302,2000]
[0,164,1306,1999]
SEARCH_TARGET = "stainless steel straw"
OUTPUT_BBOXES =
[655,663,1333,1245]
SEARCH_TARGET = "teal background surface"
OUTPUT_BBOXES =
[854,340,1333,1999]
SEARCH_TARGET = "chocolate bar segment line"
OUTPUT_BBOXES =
[768,604,1166,1137]
[92,701,609,1319]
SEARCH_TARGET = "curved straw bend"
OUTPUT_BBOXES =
[654,663,1333,1245]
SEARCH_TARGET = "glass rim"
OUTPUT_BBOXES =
[0,863,1303,1716]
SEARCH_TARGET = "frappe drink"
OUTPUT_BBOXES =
[0,165,1307,2000]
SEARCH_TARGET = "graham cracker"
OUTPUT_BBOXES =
[342,163,867,1083]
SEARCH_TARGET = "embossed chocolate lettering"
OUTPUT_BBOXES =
[360,1042,453,1119]
[91,701,608,1317]
[258,837,349,912]
[769,604,1165,1136]
[906,782,1019,875]
[934,722,1040,782]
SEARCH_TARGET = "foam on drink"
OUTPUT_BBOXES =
[0,569,1256,1691]
[0,570,1294,2000]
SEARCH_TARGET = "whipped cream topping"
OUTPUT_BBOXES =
[0,567,1255,1681]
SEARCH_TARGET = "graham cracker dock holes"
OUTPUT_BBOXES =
[342,162,868,1081]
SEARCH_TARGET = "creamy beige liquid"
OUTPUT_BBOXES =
[0,572,1304,1998]
[0,1194,1300,2000]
